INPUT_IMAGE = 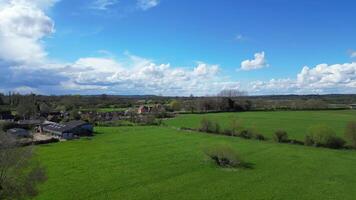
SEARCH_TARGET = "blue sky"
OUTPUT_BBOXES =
[0,0,356,95]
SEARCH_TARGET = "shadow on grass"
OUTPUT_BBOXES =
[240,162,255,169]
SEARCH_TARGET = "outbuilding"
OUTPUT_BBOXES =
[43,120,93,139]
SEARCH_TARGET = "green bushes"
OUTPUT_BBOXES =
[305,125,345,149]
[199,118,220,133]
[197,119,266,141]
[238,129,254,139]
[204,145,246,168]
[345,121,356,148]
[274,130,288,143]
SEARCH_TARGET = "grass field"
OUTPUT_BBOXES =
[35,126,356,200]
[165,110,356,141]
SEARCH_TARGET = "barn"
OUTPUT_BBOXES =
[43,120,93,139]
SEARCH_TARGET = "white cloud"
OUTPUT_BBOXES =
[57,54,236,96]
[137,0,159,10]
[0,0,55,65]
[249,62,356,94]
[240,51,268,71]
[90,0,118,10]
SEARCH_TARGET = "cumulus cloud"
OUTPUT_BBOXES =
[57,54,238,96]
[240,51,268,71]
[90,0,118,10]
[249,62,356,94]
[137,0,159,10]
[0,0,55,65]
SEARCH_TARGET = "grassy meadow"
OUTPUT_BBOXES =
[165,110,356,141]
[35,124,356,200]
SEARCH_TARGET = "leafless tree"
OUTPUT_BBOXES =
[0,132,47,200]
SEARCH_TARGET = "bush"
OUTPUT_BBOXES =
[254,133,266,141]
[345,121,356,148]
[222,129,233,136]
[229,118,242,135]
[199,119,220,134]
[204,145,244,168]
[305,125,346,149]
[274,130,288,143]
[238,129,254,139]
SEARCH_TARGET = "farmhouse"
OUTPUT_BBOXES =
[138,105,150,114]
[43,120,93,139]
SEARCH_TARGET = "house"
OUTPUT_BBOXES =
[350,104,356,110]
[137,105,150,114]
[43,120,93,139]
[7,128,31,138]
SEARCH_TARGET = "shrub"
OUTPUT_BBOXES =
[304,135,314,146]
[274,130,288,143]
[222,129,233,136]
[254,133,266,141]
[229,118,242,135]
[238,129,254,139]
[345,121,356,148]
[199,119,220,134]
[305,125,346,149]
[204,145,244,168]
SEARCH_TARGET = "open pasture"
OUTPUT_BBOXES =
[35,126,356,200]
[165,110,356,141]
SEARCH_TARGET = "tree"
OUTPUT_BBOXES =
[39,103,51,114]
[169,100,181,111]
[0,132,47,199]
[345,121,356,148]
[69,109,81,120]
[0,94,4,105]
[16,101,38,119]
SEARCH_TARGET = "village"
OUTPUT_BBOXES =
[0,104,167,144]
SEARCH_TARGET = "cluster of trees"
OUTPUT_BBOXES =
[176,98,252,113]
[1,91,356,120]
[0,131,47,199]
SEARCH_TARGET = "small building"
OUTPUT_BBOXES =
[7,128,31,138]
[350,104,356,110]
[43,120,93,139]
[137,105,150,114]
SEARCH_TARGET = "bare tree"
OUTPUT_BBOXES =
[0,132,47,200]
[217,89,248,97]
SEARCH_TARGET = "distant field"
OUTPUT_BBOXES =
[35,126,356,200]
[165,110,356,140]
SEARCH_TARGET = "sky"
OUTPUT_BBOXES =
[0,0,356,96]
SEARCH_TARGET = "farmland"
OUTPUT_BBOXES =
[35,122,356,200]
[165,110,356,141]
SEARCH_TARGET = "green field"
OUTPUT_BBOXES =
[165,110,356,140]
[35,125,356,200]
